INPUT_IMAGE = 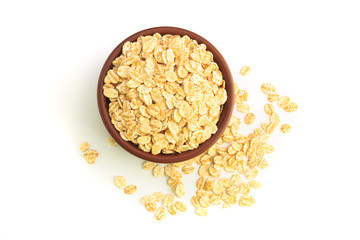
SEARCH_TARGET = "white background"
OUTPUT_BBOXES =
[0,0,359,239]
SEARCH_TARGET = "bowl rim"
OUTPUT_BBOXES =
[97,26,234,163]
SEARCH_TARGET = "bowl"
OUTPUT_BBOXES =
[97,26,234,163]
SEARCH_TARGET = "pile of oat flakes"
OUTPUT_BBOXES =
[81,66,297,220]
[103,33,227,155]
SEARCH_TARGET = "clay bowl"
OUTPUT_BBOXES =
[97,26,234,163]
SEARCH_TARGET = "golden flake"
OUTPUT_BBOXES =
[244,113,256,125]
[235,89,249,104]
[196,177,206,189]
[152,164,165,178]
[107,137,118,146]
[191,196,201,209]
[209,165,221,178]
[264,103,274,115]
[124,185,137,194]
[174,201,187,212]
[240,65,250,76]
[199,196,211,208]
[239,195,256,207]
[142,161,156,170]
[283,102,298,112]
[79,142,90,152]
[204,177,215,191]
[164,164,176,177]
[182,164,195,174]
[167,204,178,215]
[281,124,292,133]
[268,93,280,103]
[83,149,99,164]
[145,201,157,212]
[260,83,276,94]
[278,96,290,108]
[249,180,261,189]
[230,174,242,186]
[163,194,175,207]
[236,103,250,113]
[174,183,186,197]
[141,195,155,204]
[114,176,127,189]
[245,168,259,180]
[153,192,165,202]
[154,206,167,221]
[195,208,208,216]
[198,164,210,177]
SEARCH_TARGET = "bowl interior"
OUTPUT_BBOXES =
[97,26,234,163]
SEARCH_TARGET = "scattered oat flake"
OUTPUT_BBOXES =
[124,185,137,194]
[167,204,178,215]
[261,83,276,94]
[204,177,215,191]
[174,201,187,212]
[239,195,256,207]
[83,149,99,164]
[249,180,261,189]
[114,176,127,189]
[174,183,186,197]
[141,195,155,204]
[164,165,175,177]
[222,202,231,208]
[261,123,268,131]
[235,89,249,103]
[264,103,275,115]
[283,102,298,112]
[281,124,292,133]
[152,164,165,178]
[143,161,156,170]
[107,137,117,146]
[230,174,242,185]
[195,208,208,216]
[199,196,211,208]
[153,192,165,202]
[79,142,90,152]
[245,168,259,180]
[267,92,280,103]
[240,66,250,76]
[145,201,157,212]
[182,164,195,174]
[198,164,209,177]
[236,103,250,113]
[191,196,201,209]
[278,96,290,108]
[163,194,175,207]
[167,178,179,187]
[154,206,167,221]
[196,177,206,189]
[244,113,255,125]
[209,166,221,178]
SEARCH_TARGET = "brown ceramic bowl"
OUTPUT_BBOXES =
[97,26,234,163]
